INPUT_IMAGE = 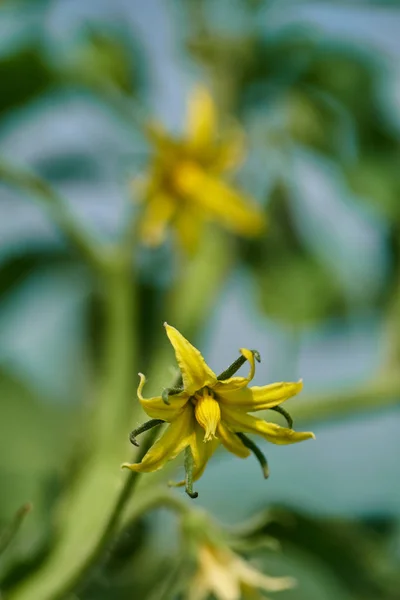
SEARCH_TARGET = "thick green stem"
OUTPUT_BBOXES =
[7,259,136,600]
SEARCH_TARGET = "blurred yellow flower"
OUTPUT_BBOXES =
[188,542,295,600]
[137,87,265,252]
[122,324,314,496]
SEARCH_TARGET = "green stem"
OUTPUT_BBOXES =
[129,419,165,447]
[73,426,168,597]
[291,374,400,426]
[217,350,260,381]
[236,433,269,479]
[121,487,191,523]
[7,258,136,600]
[0,504,32,558]
[76,487,192,596]
[0,161,106,271]
[270,405,293,429]
[184,446,199,499]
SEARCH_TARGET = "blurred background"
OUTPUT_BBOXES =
[1,0,400,599]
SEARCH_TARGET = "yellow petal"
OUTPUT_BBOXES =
[187,574,209,600]
[194,389,221,441]
[122,405,194,473]
[217,421,251,458]
[186,86,216,149]
[190,424,219,482]
[174,205,204,254]
[214,349,256,393]
[219,380,303,412]
[198,546,241,600]
[140,192,176,247]
[221,407,315,446]
[136,373,189,421]
[164,323,217,395]
[233,556,296,593]
[173,162,265,237]
[173,424,219,487]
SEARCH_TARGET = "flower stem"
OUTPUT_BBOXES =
[7,257,136,600]
[0,504,32,558]
[291,374,400,425]
[0,161,106,271]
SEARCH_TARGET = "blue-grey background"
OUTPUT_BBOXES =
[1,1,400,599]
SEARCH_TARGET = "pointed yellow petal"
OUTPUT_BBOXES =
[186,86,216,149]
[190,424,219,482]
[136,373,189,421]
[246,572,296,593]
[140,192,176,247]
[219,380,303,412]
[198,546,241,600]
[214,349,256,393]
[217,421,251,458]
[122,405,194,473]
[221,406,315,446]
[173,162,265,237]
[164,323,217,395]
[194,389,221,441]
[233,556,296,593]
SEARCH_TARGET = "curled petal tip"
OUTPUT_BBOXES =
[121,462,133,470]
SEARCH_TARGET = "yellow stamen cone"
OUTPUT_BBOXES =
[195,390,221,442]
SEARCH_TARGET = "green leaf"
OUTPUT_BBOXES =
[68,25,146,97]
[232,506,399,599]
[345,155,400,222]
[0,45,54,116]
[241,184,347,325]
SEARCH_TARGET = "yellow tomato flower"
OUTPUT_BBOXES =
[137,86,265,252]
[188,543,295,600]
[122,324,314,497]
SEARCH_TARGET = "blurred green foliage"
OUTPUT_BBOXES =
[0,0,400,599]
[186,8,399,326]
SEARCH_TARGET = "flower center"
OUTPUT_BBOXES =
[193,388,221,442]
